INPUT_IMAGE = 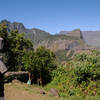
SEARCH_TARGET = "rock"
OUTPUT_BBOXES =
[40,90,46,95]
[49,88,59,97]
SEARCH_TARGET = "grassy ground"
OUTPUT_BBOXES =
[5,83,66,100]
[5,83,100,100]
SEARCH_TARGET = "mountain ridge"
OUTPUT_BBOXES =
[1,19,100,47]
[1,19,100,61]
[0,19,50,44]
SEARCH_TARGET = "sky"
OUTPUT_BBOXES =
[0,0,100,34]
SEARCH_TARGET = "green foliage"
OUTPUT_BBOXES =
[45,64,75,97]
[36,46,56,85]
[22,46,56,85]
[0,24,56,85]
[74,52,100,84]
[0,23,33,71]
[0,24,9,53]
[45,51,100,99]
[22,51,35,73]
[8,30,33,70]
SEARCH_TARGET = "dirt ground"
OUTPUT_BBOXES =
[5,83,65,100]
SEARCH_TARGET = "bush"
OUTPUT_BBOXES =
[45,50,100,99]
[74,52,100,85]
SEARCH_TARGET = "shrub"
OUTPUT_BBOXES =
[45,50,100,99]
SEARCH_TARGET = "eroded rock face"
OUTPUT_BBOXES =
[82,31,100,47]
[49,88,59,97]
[58,29,100,47]
[65,40,79,50]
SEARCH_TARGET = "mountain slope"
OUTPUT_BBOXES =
[0,20,50,44]
[82,31,100,47]
[35,30,89,61]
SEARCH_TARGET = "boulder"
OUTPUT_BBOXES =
[49,88,59,97]
[40,90,46,95]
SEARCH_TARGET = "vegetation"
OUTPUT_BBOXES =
[0,24,33,71]
[55,50,68,61]
[0,23,57,86]
[45,50,100,99]
[22,46,56,85]
[1,23,100,99]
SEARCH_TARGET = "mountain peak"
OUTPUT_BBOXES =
[0,19,25,32]
[0,19,50,44]
[0,19,10,24]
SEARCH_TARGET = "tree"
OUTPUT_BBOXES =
[22,50,36,82]
[7,30,33,71]
[0,23,33,71]
[22,46,56,86]
[35,46,56,85]
[0,24,10,65]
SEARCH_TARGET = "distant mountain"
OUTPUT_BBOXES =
[82,31,100,47]
[1,19,100,61]
[35,29,90,61]
[0,19,50,44]
[58,29,100,47]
